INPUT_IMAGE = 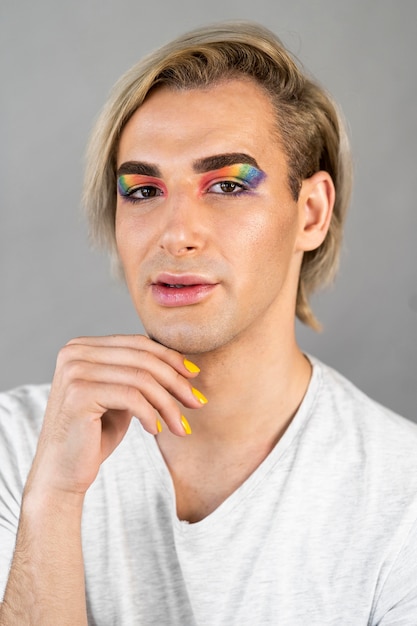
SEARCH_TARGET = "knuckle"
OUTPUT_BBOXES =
[159,400,182,424]
[174,369,185,385]
[124,384,145,408]
[56,343,78,368]
[161,343,178,362]
[134,335,177,360]
[133,335,149,350]
[62,359,86,384]
[65,336,87,347]
[172,369,190,394]
[133,367,152,387]
[133,349,148,364]
[151,387,179,415]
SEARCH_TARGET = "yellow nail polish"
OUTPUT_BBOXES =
[192,387,208,404]
[181,415,192,435]
[156,419,163,433]
[184,358,200,373]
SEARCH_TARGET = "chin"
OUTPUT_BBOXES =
[147,332,217,356]
[146,323,230,356]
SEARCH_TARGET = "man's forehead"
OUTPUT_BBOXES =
[125,78,276,130]
[117,80,282,171]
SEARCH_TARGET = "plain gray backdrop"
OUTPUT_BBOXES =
[1,0,416,422]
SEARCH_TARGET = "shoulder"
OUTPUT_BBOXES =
[0,383,50,474]
[0,383,50,428]
[309,356,417,442]
[306,356,417,501]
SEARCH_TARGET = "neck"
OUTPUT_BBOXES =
[182,319,311,444]
[155,311,312,523]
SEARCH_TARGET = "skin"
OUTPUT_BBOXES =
[0,78,334,624]
[117,81,303,356]
[116,79,334,521]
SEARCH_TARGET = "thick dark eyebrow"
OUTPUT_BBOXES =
[117,161,161,178]
[117,154,260,178]
[193,153,260,173]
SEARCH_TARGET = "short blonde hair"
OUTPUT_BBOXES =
[84,21,352,329]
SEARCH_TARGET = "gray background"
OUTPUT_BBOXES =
[1,0,416,422]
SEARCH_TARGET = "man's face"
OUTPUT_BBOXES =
[115,78,305,355]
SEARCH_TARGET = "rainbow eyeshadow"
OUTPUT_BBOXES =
[117,174,165,196]
[200,164,266,191]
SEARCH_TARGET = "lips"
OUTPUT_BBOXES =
[151,273,218,307]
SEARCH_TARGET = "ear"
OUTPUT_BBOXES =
[295,171,335,252]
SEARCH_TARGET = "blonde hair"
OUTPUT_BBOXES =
[84,21,352,329]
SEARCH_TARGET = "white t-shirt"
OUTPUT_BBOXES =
[1,358,417,625]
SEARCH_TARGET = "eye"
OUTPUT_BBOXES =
[117,173,167,204]
[128,185,162,199]
[119,185,164,202]
[208,180,246,194]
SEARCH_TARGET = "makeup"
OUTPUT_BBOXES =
[200,163,266,194]
[151,283,217,307]
[117,174,166,197]
[152,273,219,307]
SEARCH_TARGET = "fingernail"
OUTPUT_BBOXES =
[192,387,208,404]
[181,415,192,435]
[156,419,163,433]
[184,358,200,373]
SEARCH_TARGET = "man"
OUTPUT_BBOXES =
[1,21,416,625]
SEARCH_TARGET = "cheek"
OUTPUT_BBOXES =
[115,210,149,268]
[115,219,131,269]
[231,204,298,269]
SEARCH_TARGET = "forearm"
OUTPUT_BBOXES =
[0,488,87,626]
[0,335,201,625]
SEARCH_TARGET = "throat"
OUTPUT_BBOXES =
[157,433,280,524]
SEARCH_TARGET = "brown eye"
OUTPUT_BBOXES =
[136,186,159,198]
[207,180,247,195]
[219,181,239,193]
[127,185,163,200]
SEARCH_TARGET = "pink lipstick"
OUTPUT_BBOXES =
[151,274,218,307]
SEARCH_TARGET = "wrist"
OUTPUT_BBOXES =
[22,481,86,522]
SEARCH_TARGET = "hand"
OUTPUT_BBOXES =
[26,335,203,497]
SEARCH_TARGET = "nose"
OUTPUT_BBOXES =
[157,193,205,257]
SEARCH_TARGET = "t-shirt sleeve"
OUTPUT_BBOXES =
[371,516,417,625]
[0,385,47,600]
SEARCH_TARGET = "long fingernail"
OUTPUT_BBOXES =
[156,419,163,433]
[184,358,200,373]
[181,415,192,435]
[192,387,208,404]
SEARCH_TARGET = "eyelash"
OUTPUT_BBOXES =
[206,180,249,195]
[119,181,251,205]
[120,185,164,203]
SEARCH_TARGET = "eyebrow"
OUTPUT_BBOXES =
[116,153,261,179]
[117,161,161,178]
[193,153,260,173]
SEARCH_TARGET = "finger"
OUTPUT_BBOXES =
[64,335,199,379]
[100,409,133,458]
[62,380,188,437]
[57,353,203,410]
